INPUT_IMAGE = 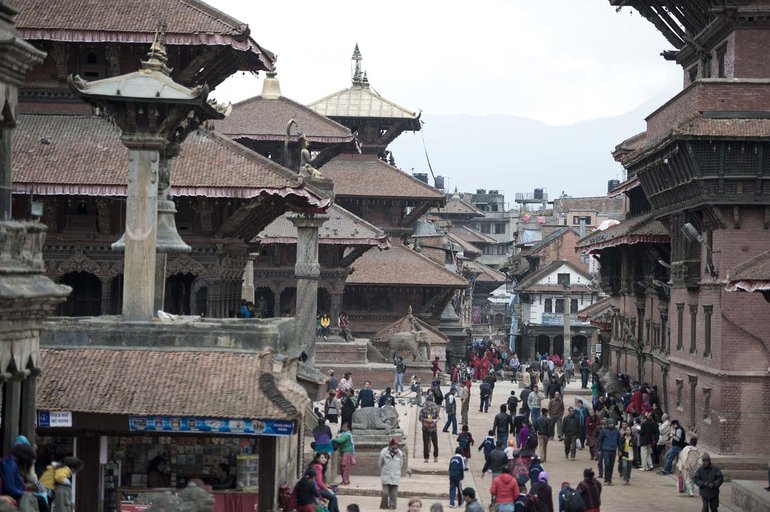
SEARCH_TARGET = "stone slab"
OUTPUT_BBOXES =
[730,479,770,512]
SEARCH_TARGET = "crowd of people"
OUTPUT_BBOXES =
[0,435,83,511]
[293,341,739,512]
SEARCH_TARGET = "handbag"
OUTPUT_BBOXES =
[677,473,685,493]
[575,438,583,450]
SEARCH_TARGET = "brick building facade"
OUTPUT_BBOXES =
[583,1,770,456]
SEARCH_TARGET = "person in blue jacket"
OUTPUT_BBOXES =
[1,440,36,502]
[448,447,466,507]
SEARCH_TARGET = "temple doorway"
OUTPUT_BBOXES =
[279,287,296,316]
[58,271,102,316]
[254,287,274,318]
[572,335,588,358]
[536,335,550,355]
[317,288,331,314]
[553,335,565,357]
[165,273,195,315]
[110,275,123,314]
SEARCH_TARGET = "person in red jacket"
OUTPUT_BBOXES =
[489,466,520,511]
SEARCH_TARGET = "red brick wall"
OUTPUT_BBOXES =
[734,28,770,78]
[531,230,588,272]
[645,81,770,145]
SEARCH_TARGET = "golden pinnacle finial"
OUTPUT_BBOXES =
[141,20,172,75]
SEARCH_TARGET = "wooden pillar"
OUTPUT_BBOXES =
[154,253,167,314]
[274,288,282,317]
[75,433,101,512]
[0,128,12,220]
[258,437,276,512]
[100,277,112,316]
[330,289,344,328]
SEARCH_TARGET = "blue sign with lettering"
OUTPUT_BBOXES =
[128,416,294,436]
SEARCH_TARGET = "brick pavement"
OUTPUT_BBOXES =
[330,375,741,511]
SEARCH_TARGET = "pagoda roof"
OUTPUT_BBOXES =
[12,114,328,208]
[39,348,308,420]
[308,84,420,129]
[370,311,448,347]
[321,154,445,201]
[449,225,498,245]
[346,243,468,287]
[463,260,507,284]
[448,232,482,256]
[576,212,669,254]
[725,250,770,293]
[14,0,274,71]
[216,94,355,145]
[432,193,485,218]
[255,204,388,249]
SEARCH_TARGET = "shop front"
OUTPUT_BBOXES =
[37,348,310,512]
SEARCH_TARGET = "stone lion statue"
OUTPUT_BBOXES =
[387,329,429,361]
[352,404,399,433]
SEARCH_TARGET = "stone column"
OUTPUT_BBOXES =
[273,288,282,317]
[119,142,161,321]
[19,373,36,444]
[0,127,11,220]
[289,213,328,362]
[242,255,256,301]
[2,376,21,454]
[330,289,344,326]
[563,295,572,361]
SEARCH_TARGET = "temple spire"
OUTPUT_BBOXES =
[141,20,171,76]
[352,43,363,85]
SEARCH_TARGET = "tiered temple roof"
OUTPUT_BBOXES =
[255,204,388,249]
[215,77,355,146]
[449,225,499,245]
[320,154,445,200]
[15,0,274,73]
[308,82,420,128]
[432,192,485,218]
[346,242,468,287]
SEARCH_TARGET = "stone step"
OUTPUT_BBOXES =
[730,479,770,512]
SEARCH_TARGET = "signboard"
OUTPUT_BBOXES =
[128,416,294,436]
[120,505,151,512]
[37,411,72,428]
[540,313,589,327]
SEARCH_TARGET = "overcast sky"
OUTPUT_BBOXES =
[207,0,683,197]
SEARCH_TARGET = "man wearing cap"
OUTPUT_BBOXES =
[597,417,623,485]
[693,453,723,512]
[660,419,686,475]
[420,394,441,462]
[378,438,403,510]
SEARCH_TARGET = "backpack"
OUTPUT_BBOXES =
[445,394,456,415]
[507,395,519,410]
[481,437,495,458]
[457,432,472,451]
[525,431,538,450]
[511,457,530,486]
[433,387,443,406]
[480,382,491,396]
[562,488,586,512]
